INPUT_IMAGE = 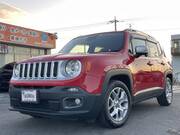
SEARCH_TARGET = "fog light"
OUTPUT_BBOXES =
[75,98,81,105]
[63,97,83,109]
[67,88,79,92]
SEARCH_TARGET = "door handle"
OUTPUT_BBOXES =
[147,61,153,66]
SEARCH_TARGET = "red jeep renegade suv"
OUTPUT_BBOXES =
[9,29,173,128]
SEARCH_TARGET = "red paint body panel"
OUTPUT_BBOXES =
[10,31,172,96]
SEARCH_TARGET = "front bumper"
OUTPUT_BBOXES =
[9,85,103,119]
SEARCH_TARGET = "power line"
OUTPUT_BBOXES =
[45,21,108,32]
[143,27,180,32]
[108,16,151,31]
[45,17,180,33]
[45,16,143,32]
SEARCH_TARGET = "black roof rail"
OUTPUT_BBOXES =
[124,29,156,41]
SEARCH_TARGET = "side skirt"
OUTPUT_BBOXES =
[133,87,164,104]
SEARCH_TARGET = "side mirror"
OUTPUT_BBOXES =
[135,46,148,57]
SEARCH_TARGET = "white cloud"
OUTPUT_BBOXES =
[2,0,180,60]
[0,2,27,24]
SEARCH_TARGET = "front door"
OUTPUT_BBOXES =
[129,37,154,95]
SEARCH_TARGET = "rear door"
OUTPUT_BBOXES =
[147,41,164,88]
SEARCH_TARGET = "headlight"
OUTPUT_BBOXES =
[14,64,20,77]
[64,60,82,78]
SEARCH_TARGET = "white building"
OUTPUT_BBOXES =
[171,34,180,82]
[0,22,56,68]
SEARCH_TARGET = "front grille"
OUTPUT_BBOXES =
[17,61,60,80]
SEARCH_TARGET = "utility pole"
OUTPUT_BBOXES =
[109,16,119,31]
[128,23,132,30]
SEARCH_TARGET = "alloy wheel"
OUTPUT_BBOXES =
[107,87,129,122]
[165,80,173,104]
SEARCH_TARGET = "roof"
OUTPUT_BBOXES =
[76,29,158,43]
[125,29,157,42]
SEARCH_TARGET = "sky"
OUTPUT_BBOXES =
[1,0,180,60]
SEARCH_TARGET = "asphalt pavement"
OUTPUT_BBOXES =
[0,89,180,135]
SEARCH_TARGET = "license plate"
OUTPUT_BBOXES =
[21,90,37,103]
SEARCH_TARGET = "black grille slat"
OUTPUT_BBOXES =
[35,63,39,78]
[20,64,23,77]
[41,63,45,77]
[53,62,58,77]
[47,62,51,77]
[29,64,33,78]
[24,64,28,77]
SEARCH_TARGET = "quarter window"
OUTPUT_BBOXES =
[147,41,159,57]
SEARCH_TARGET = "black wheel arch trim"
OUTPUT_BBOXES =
[102,68,133,96]
[164,70,173,82]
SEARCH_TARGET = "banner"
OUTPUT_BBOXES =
[0,22,56,49]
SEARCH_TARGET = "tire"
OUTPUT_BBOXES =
[157,77,173,106]
[99,81,132,128]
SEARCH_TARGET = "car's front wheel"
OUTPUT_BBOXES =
[99,81,132,128]
[157,77,173,106]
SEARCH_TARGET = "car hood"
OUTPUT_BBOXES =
[17,53,119,63]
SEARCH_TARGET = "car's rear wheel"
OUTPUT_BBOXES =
[99,81,132,128]
[157,77,173,106]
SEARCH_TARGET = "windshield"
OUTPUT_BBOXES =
[60,32,124,54]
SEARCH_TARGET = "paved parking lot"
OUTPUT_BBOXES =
[0,89,180,135]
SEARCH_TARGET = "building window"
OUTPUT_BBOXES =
[172,40,179,48]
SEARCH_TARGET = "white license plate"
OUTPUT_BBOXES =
[21,90,37,103]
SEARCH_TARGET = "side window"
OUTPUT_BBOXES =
[147,41,159,57]
[131,38,146,55]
